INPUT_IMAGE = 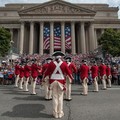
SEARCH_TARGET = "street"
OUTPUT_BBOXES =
[0,84,120,120]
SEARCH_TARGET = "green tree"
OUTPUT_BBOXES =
[98,28,120,57]
[0,27,11,57]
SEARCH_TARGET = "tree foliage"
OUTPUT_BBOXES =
[98,28,120,57]
[0,27,11,57]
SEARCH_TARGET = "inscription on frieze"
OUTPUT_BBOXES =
[26,3,83,14]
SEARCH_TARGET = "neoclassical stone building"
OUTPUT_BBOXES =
[0,0,120,55]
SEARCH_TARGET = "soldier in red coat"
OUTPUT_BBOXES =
[64,56,77,101]
[24,60,31,92]
[79,60,89,95]
[19,63,25,90]
[43,51,73,119]
[42,57,53,100]
[14,61,20,87]
[31,59,39,95]
[106,63,112,88]
[91,61,99,92]
[99,60,107,90]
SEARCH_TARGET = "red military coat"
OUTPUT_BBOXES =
[67,62,77,74]
[99,64,107,76]
[91,65,99,79]
[79,64,89,80]
[15,64,20,75]
[19,66,24,78]
[31,63,39,78]
[42,63,49,76]
[24,65,31,78]
[38,65,42,76]
[44,60,73,85]
[106,66,111,76]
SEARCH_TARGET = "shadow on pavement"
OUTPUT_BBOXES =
[1,104,52,118]
[13,95,45,101]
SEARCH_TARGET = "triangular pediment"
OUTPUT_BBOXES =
[19,0,96,15]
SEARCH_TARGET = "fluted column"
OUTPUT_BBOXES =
[85,28,89,53]
[71,22,76,54]
[17,29,20,53]
[20,22,25,54]
[89,22,95,51]
[80,22,86,53]
[77,26,80,54]
[61,22,65,53]
[39,22,44,55]
[50,22,54,54]
[29,22,34,54]
[94,29,98,49]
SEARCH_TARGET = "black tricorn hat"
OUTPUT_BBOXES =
[52,51,65,56]
[64,56,71,60]
[31,59,37,62]
[92,60,96,63]
[82,59,87,62]
[46,57,53,60]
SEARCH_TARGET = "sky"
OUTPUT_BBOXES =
[0,0,120,17]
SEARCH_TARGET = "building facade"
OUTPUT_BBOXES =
[0,0,120,55]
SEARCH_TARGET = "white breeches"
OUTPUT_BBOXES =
[44,77,52,99]
[32,77,37,94]
[107,75,111,87]
[93,77,99,91]
[51,81,64,116]
[15,75,19,87]
[19,77,24,89]
[82,78,88,94]
[101,75,107,89]
[24,77,29,91]
[65,76,72,99]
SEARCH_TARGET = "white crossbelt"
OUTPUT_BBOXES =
[50,61,64,80]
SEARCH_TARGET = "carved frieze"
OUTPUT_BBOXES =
[25,3,85,14]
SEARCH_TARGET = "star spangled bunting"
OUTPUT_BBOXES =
[65,26,71,49]
[43,26,50,50]
[54,26,61,50]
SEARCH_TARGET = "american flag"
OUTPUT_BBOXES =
[54,26,61,50]
[43,26,50,49]
[65,26,71,49]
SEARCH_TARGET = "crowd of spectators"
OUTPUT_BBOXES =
[0,53,120,86]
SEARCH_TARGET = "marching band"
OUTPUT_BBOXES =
[0,51,117,119]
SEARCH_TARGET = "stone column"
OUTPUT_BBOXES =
[101,29,104,34]
[10,29,13,41]
[89,22,95,52]
[61,22,65,53]
[80,22,86,54]
[94,29,98,49]
[77,26,80,54]
[17,29,20,53]
[29,22,34,54]
[71,22,76,54]
[50,22,54,54]
[39,22,44,55]
[85,28,89,53]
[20,22,25,54]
